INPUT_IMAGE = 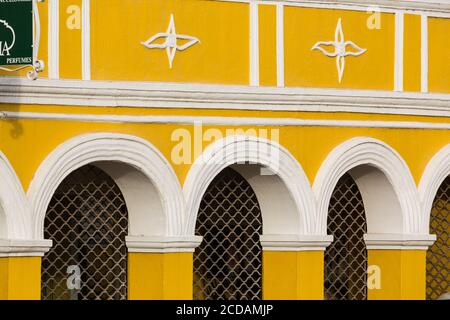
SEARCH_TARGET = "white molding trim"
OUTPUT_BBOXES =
[260,234,333,251]
[250,1,260,86]
[126,236,202,253]
[0,78,449,117]
[183,135,316,235]
[0,239,52,257]
[1,111,450,130]
[421,14,428,93]
[313,137,422,235]
[27,133,185,239]
[82,0,91,80]
[48,0,59,80]
[364,233,436,250]
[395,11,404,92]
[220,0,450,17]
[418,144,450,233]
[276,3,284,87]
[0,152,31,239]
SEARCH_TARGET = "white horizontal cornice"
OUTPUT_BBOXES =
[0,239,53,257]
[260,234,334,251]
[364,233,436,250]
[275,0,450,14]
[218,0,450,16]
[125,236,203,253]
[0,78,449,117]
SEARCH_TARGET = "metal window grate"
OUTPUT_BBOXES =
[325,173,367,300]
[427,176,449,300]
[41,165,128,300]
[193,167,263,300]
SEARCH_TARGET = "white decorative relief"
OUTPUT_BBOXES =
[312,18,367,83]
[141,14,200,69]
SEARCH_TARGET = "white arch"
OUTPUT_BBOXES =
[27,133,184,239]
[183,135,316,236]
[0,151,30,239]
[313,137,421,235]
[419,144,450,234]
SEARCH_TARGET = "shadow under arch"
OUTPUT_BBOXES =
[183,135,316,237]
[27,132,184,239]
[0,150,30,239]
[313,137,421,236]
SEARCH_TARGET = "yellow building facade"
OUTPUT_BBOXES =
[0,0,448,300]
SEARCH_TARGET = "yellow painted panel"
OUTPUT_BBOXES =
[128,252,192,300]
[428,17,450,93]
[0,1,49,78]
[0,257,41,300]
[163,252,193,300]
[91,0,249,84]
[297,251,324,300]
[259,4,277,87]
[404,14,421,92]
[368,250,426,300]
[285,7,395,90]
[263,251,297,299]
[263,251,324,300]
[128,253,163,299]
[59,0,82,79]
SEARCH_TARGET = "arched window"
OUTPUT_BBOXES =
[193,167,263,300]
[426,176,449,300]
[325,173,367,300]
[41,165,128,300]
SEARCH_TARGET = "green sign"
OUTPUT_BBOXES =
[0,0,33,66]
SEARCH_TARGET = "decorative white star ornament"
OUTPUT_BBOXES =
[141,14,200,69]
[311,18,367,83]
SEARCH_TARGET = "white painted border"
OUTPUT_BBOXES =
[421,14,428,93]
[126,236,202,253]
[82,0,91,80]
[313,137,422,235]
[1,111,450,130]
[27,133,185,239]
[260,234,333,251]
[276,3,285,87]
[395,11,404,92]
[48,0,59,80]
[0,152,30,239]
[0,78,448,117]
[183,135,316,235]
[0,239,52,257]
[364,233,436,250]
[418,144,450,233]
[250,1,260,86]
[214,0,450,17]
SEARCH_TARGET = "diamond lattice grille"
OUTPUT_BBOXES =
[427,176,449,300]
[325,173,367,300]
[41,165,128,300]
[193,167,263,300]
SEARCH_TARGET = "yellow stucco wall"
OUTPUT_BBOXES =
[0,104,448,190]
[0,0,448,301]
[263,251,324,300]
[428,17,450,93]
[59,0,83,79]
[284,7,395,90]
[0,257,42,300]
[368,250,427,300]
[91,0,249,84]
[128,252,193,300]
